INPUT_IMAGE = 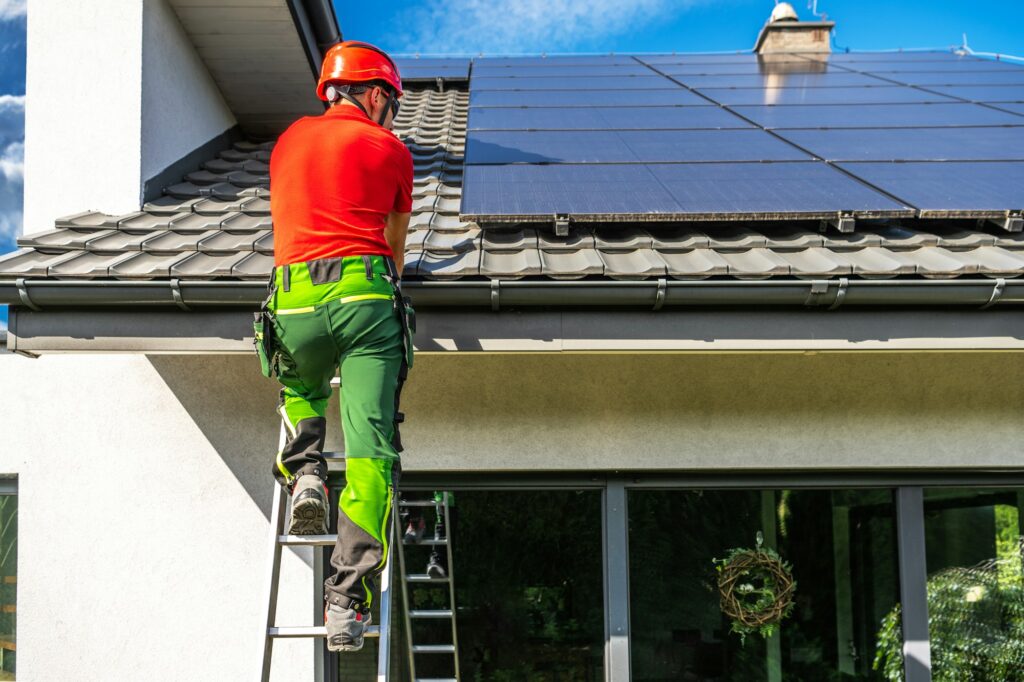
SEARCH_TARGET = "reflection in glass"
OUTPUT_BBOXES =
[393,490,604,682]
[915,488,1024,681]
[0,494,14,680]
[629,489,898,681]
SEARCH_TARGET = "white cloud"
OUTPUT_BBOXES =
[398,0,701,54]
[0,0,25,21]
[0,95,23,143]
[0,140,22,249]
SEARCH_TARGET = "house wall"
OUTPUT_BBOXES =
[1,350,1022,679]
[23,0,235,236]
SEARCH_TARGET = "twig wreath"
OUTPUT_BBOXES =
[713,533,797,642]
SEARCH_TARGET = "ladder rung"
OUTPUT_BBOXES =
[407,574,450,583]
[403,538,447,546]
[400,500,445,507]
[412,644,456,654]
[268,625,381,638]
[278,534,336,546]
[323,451,345,460]
[409,609,453,619]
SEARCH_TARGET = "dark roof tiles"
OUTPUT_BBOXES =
[4,86,1024,286]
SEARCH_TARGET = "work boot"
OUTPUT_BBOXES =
[288,474,328,535]
[404,516,426,544]
[426,551,447,579]
[325,603,372,652]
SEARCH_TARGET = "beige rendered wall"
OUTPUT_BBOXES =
[0,350,1022,679]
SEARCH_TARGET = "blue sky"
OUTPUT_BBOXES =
[0,0,1022,330]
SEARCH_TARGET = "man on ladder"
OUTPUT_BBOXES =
[255,40,413,654]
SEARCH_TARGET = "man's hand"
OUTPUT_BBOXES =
[384,211,411,277]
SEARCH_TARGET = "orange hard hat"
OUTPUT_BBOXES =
[316,41,403,101]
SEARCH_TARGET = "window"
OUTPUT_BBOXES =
[628,489,898,681]
[0,481,15,681]
[918,488,1024,681]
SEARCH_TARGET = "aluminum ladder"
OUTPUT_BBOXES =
[396,492,461,682]
[259,416,396,682]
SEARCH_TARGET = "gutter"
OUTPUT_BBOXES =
[0,278,1019,311]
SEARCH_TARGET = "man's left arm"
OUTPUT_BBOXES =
[384,211,411,276]
[385,143,414,276]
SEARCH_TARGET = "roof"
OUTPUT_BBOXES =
[3,51,1024,308]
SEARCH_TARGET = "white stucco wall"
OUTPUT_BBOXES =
[141,0,235,184]
[23,0,235,236]
[1,350,1022,679]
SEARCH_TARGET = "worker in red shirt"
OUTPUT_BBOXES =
[254,40,413,653]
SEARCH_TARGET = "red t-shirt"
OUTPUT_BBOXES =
[270,105,414,266]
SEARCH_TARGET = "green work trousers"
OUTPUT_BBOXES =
[268,255,410,612]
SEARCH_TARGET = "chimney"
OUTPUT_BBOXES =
[754,2,835,54]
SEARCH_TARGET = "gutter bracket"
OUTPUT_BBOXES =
[170,279,192,312]
[15,278,41,312]
[553,214,570,237]
[988,213,1023,233]
[980,277,1006,309]
[828,277,849,310]
[653,278,667,311]
[490,279,500,312]
[804,279,829,307]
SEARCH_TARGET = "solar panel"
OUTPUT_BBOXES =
[470,64,653,78]
[838,161,1024,215]
[393,57,470,81]
[992,102,1024,116]
[695,85,955,105]
[808,51,967,62]
[474,56,638,66]
[461,164,684,217]
[833,59,1024,73]
[639,54,800,65]
[778,126,1024,161]
[672,73,890,88]
[733,102,1024,128]
[465,130,809,164]
[658,63,832,76]
[467,105,753,130]
[924,85,1024,102]
[470,75,676,90]
[460,162,911,220]
[881,72,1024,86]
[469,89,709,107]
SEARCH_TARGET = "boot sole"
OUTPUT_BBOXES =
[288,494,328,535]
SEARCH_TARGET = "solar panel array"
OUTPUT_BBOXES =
[393,57,471,83]
[460,52,1024,224]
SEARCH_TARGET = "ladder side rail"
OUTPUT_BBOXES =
[376,517,395,682]
[442,493,461,681]
[396,496,418,682]
[259,423,290,682]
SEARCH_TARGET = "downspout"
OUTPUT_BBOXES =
[285,0,343,89]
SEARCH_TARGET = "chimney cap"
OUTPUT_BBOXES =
[769,2,799,23]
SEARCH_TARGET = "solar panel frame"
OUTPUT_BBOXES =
[473,56,639,66]
[827,59,1024,73]
[877,71,1024,86]
[470,64,653,77]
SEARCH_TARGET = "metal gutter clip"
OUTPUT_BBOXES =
[828,277,849,311]
[804,280,829,307]
[490,280,500,312]
[652,278,667,311]
[553,214,570,237]
[15,278,41,312]
[170,278,192,312]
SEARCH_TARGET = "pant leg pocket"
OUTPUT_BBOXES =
[253,311,277,378]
